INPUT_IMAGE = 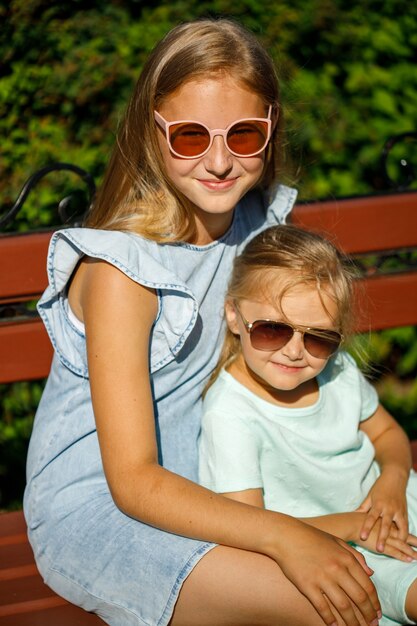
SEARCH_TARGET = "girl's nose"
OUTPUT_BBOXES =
[203,135,233,175]
[281,331,304,360]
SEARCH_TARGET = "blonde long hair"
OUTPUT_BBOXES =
[85,18,282,242]
[207,224,356,388]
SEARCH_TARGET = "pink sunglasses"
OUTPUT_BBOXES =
[154,106,272,159]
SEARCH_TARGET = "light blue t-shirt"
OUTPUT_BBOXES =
[199,352,417,625]
[199,352,380,515]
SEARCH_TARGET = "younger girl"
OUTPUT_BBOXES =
[199,224,417,626]
[24,18,381,626]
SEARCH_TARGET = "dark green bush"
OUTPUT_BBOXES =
[0,381,44,510]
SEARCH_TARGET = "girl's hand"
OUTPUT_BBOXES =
[355,471,409,552]
[356,517,417,562]
[272,519,381,626]
[223,494,381,625]
[358,403,412,553]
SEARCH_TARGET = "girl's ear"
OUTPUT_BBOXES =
[271,103,279,132]
[225,300,240,335]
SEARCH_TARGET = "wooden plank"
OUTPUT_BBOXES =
[0,232,52,301]
[0,512,26,538]
[1,193,416,302]
[0,511,104,625]
[355,273,417,333]
[291,191,417,254]
[1,542,36,571]
[0,576,60,613]
[0,321,52,383]
[0,565,39,581]
[0,602,103,625]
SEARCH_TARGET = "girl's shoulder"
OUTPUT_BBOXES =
[321,351,361,381]
[320,352,379,419]
[203,368,264,416]
[237,184,297,232]
[45,227,192,297]
[320,351,375,395]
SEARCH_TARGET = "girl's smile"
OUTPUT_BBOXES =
[156,76,269,244]
[270,362,307,373]
[197,177,240,191]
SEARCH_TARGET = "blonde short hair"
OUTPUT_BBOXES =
[208,224,356,387]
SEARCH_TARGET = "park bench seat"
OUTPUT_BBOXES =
[1,189,417,624]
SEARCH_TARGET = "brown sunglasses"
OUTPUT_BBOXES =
[234,303,343,359]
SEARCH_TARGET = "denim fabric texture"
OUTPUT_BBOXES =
[24,185,296,626]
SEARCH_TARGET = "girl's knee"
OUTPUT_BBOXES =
[171,546,322,626]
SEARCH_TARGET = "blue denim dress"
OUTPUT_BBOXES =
[24,185,296,626]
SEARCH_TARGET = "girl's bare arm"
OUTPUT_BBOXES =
[72,259,381,626]
[357,404,412,548]
[222,489,417,562]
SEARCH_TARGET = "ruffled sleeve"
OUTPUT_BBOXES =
[37,228,198,377]
[229,184,297,255]
[264,183,298,225]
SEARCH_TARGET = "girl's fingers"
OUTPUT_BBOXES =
[379,511,409,548]
[407,533,417,548]
[344,542,374,576]
[376,515,394,551]
[394,514,410,542]
[384,537,417,561]
[307,590,338,626]
[299,542,380,626]
[323,573,380,626]
[312,585,365,626]
[333,547,381,625]
[382,545,409,562]
[345,570,381,626]
[360,511,381,540]
[383,545,414,562]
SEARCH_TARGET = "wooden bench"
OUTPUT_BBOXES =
[1,171,417,623]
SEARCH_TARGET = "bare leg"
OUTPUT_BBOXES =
[405,577,417,623]
[170,546,368,626]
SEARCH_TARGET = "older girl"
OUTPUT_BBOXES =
[25,19,380,626]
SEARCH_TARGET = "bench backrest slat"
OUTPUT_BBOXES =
[0,231,52,301]
[291,192,417,254]
[354,273,417,333]
[0,321,53,383]
[1,191,416,385]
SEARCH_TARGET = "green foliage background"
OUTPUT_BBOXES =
[1,0,417,508]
